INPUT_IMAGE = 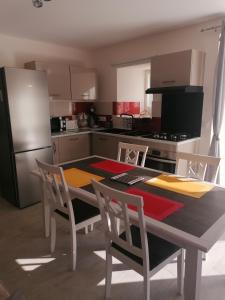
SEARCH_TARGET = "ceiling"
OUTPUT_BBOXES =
[0,0,224,49]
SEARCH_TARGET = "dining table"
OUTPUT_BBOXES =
[39,155,225,300]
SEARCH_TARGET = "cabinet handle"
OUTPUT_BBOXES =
[69,138,79,141]
[81,94,89,100]
[52,142,56,154]
[0,90,3,102]
[162,80,176,84]
[50,93,61,97]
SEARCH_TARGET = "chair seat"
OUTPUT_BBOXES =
[112,225,180,270]
[56,199,100,224]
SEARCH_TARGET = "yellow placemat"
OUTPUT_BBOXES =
[63,168,104,188]
[145,174,214,198]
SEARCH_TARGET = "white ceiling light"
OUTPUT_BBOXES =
[32,0,52,8]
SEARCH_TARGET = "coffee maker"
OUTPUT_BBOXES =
[88,103,98,128]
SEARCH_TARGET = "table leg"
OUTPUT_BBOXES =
[184,248,202,300]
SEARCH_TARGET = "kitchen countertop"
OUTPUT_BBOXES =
[52,128,201,146]
[51,127,103,138]
[92,130,201,146]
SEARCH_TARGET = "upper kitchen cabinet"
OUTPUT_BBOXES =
[150,49,205,88]
[24,61,71,100]
[70,65,97,101]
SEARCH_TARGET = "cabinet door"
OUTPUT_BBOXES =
[70,66,97,101]
[25,61,71,100]
[59,134,90,163]
[52,138,60,164]
[151,50,192,88]
[92,134,118,159]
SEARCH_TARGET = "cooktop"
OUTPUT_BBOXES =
[100,129,192,141]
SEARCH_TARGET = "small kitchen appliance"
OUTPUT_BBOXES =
[88,103,98,128]
[66,119,78,131]
[50,116,66,132]
[78,113,88,128]
[112,114,133,130]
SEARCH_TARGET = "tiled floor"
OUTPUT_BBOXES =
[1,197,225,300]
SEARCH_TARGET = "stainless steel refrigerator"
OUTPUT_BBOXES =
[0,67,53,208]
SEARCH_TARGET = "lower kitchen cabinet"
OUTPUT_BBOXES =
[52,138,60,164]
[52,134,90,164]
[59,134,90,162]
[92,134,119,159]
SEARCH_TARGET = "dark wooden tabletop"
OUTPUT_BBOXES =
[61,156,225,241]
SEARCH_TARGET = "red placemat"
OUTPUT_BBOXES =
[126,187,184,221]
[90,160,135,174]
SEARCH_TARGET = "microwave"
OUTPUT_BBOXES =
[112,115,133,130]
[50,117,66,132]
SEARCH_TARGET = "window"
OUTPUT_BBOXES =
[116,62,151,117]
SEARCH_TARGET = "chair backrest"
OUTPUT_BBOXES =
[117,142,149,167]
[92,179,149,269]
[36,160,74,218]
[175,152,221,183]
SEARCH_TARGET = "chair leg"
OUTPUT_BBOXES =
[143,273,150,300]
[116,218,120,234]
[70,223,77,271]
[43,200,50,238]
[41,185,50,238]
[105,251,112,299]
[177,249,185,295]
[50,214,56,253]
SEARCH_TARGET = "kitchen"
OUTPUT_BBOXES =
[0,1,225,300]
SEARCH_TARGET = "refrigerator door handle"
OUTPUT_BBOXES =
[0,90,3,102]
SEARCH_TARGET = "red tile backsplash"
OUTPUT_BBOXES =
[72,102,92,114]
[71,101,160,132]
[113,101,140,115]
[130,102,140,113]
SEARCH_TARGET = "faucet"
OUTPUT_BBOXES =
[120,113,134,118]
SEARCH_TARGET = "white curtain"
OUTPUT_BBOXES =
[207,20,225,184]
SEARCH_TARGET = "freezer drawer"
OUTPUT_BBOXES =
[14,147,53,208]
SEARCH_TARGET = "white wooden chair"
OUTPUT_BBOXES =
[176,152,221,260]
[175,152,221,183]
[36,160,101,270]
[117,142,149,167]
[92,180,184,299]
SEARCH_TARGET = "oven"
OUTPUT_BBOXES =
[143,149,176,173]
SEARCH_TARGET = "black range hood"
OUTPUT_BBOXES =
[145,85,203,94]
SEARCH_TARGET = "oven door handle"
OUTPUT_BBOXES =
[147,156,176,164]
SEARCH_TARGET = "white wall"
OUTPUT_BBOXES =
[92,19,221,154]
[0,33,94,117]
[0,33,93,68]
